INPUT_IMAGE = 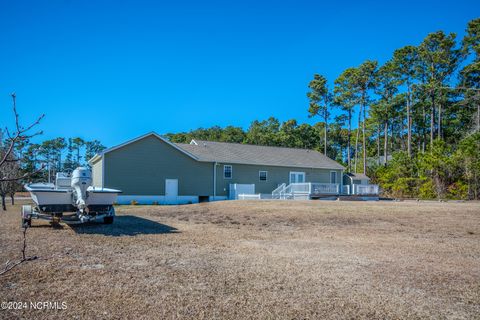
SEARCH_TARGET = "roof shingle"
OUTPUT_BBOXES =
[175,140,344,170]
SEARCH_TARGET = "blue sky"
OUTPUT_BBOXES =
[1,0,478,147]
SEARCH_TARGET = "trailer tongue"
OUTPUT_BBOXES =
[23,167,121,227]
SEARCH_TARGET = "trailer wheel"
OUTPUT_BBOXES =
[21,218,31,228]
[103,216,114,224]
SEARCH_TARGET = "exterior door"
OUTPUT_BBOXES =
[165,179,178,203]
[289,172,305,184]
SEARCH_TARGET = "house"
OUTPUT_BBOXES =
[89,132,346,204]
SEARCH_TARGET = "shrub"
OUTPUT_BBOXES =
[447,182,468,200]
[419,180,436,199]
[391,177,419,198]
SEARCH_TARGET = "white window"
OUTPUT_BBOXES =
[224,165,232,179]
[330,171,337,184]
[259,171,267,181]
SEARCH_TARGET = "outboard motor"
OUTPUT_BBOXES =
[71,167,92,213]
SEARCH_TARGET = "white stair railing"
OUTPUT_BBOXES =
[342,185,350,195]
[284,183,310,200]
[271,183,286,199]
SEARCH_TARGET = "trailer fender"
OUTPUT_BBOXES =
[21,205,32,219]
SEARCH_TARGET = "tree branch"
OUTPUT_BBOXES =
[0,165,44,182]
[0,227,38,277]
[0,93,44,167]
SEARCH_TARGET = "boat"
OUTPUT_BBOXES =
[22,167,121,226]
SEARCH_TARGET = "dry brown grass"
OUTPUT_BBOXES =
[1,200,479,319]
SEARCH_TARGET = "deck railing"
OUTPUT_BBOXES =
[271,182,379,198]
[274,182,340,199]
[285,183,311,194]
[310,183,339,195]
[352,184,379,195]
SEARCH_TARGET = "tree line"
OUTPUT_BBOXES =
[1,110,105,209]
[167,18,480,200]
[15,137,106,182]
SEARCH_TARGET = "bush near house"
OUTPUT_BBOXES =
[370,133,480,199]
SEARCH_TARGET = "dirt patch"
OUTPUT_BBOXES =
[1,200,479,319]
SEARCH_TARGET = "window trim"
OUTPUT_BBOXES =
[223,165,232,179]
[330,171,337,184]
[259,170,268,181]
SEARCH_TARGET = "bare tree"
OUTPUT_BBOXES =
[0,93,44,210]
[0,93,44,180]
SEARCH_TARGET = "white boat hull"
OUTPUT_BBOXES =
[28,190,72,206]
[86,187,120,205]
[25,185,121,213]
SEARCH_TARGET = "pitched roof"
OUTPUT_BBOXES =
[345,172,370,180]
[175,140,344,170]
[88,132,199,164]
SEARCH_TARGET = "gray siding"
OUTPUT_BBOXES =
[91,158,103,187]
[215,163,343,196]
[104,135,213,195]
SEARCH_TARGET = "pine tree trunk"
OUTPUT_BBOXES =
[347,110,352,172]
[422,105,426,153]
[354,105,362,172]
[407,90,412,157]
[391,116,395,152]
[430,92,435,149]
[438,103,442,140]
[324,111,328,156]
[377,124,381,166]
[10,194,14,205]
[384,120,388,166]
[362,102,367,174]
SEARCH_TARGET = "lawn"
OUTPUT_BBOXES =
[0,200,479,319]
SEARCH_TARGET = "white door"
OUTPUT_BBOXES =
[289,172,305,184]
[165,179,178,203]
